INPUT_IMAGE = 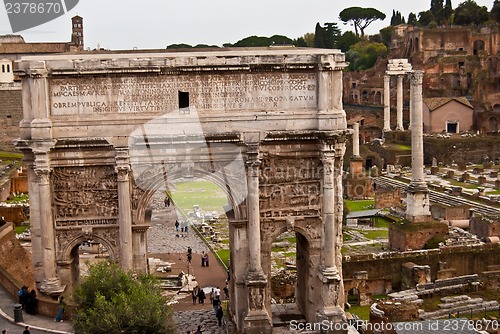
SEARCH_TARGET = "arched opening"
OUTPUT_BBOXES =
[347,288,360,306]
[374,91,382,105]
[58,234,116,293]
[267,228,312,326]
[473,40,485,56]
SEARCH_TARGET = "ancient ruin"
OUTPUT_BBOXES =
[15,48,349,333]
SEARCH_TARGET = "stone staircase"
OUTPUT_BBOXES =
[419,294,499,320]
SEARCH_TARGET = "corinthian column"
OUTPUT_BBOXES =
[396,74,404,130]
[245,144,263,276]
[406,70,431,222]
[243,143,271,333]
[116,148,133,270]
[320,141,341,279]
[35,152,64,295]
[383,74,391,131]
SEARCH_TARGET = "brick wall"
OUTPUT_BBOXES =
[0,87,22,151]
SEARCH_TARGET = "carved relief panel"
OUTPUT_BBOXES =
[52,166,118,227]
[259,150,322,219]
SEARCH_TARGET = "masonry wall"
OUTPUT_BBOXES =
[342,243,500,290]
[0,86,22,151]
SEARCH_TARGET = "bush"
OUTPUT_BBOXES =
[73,261,175,334]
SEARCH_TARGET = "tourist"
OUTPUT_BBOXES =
[212,295,220,314]
[216,304,224,326]
[2,329,7,334]
[25,289,37,315]
[197,288,206,304]
[22,326,30,334]
[175,220,179,232]
[54,296,65,322]
[195,324,204,333]
[209,288,214,304]
[214,286,220,299]
[201,251,205,267]
[18,286,28,308]
[204,253,209,267]
[223,282,229,300]
[191,286,198,305]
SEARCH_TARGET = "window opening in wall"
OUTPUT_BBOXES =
[178,91,190,114]
[1,64,4,73]
[458,62,464,68]
[6,115,11,126]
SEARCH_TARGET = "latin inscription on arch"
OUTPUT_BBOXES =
[49,73,317,115]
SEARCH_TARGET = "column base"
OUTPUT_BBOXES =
[406,185,431,223]
[319,266,341,283]
[316,307,348,334]
[243,312,272,334]
[396,126,404,131]
[40,277,65,296]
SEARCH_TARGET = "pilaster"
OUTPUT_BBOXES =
[116,147,133,270]
[383,74,391,131]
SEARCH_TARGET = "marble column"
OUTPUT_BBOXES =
[116,148,133,271]
[321,145,338,273]
[406,71,431,222]
[352,122,360,158]
[35,156,64,295]
[383,74,391,131]
[396,74,404,130]
[243,143,271,334]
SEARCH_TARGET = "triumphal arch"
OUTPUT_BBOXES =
[15,47,348,333]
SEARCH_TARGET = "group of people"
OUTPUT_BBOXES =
[2,326,31,334]
[18,286,37,315]
[191,286,206,305]
[201,251,209,267]
[175,220,189,234]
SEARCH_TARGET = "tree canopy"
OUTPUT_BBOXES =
[346,41,387,71]
[339,7,386,37]
[453,0,489,25]
[73,261,175,334]
[314,22,341,48]
[492,0,500,22]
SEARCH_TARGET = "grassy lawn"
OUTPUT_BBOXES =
[373,217,391,228]
[215,249,230,268]
[170,180,228,214]
[361,229,388,240]
[347,305,371,320]
[0,151,23,159]
[345,199,375,212]
[448,179,480,189]
[14,225,30,234]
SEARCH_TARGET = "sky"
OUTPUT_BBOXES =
[0,0,496,50]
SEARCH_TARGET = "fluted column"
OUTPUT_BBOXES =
[383,74,391,131]
[116,148,133,270]
[396,74,404,130]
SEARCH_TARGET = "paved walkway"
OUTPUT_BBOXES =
[0,197,231,334]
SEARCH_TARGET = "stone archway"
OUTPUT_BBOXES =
[16,49,349,333]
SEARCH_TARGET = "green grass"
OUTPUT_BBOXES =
[448,179,480,189]
[7,193,29,204]
[361,229,388,240]
[284,252,296,258]
[215,249,230,268]
[373,217,391,228]
[347,305,371,320]
[170,180,228,214]
[14,225,29,234]
[0,151,23,159]
[345,199,375,212]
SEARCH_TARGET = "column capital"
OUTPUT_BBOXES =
[409,70,424,86]
[245,143,261,168]
[34,167,51,184]
[384,74,390,82]
[115,165,130,181]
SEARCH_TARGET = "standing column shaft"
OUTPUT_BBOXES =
[321,146,336,270]
[383,75,391,131]
[116,149,133,270]
[353,123,360,157]
[410,71,425,184]
[246,146,263,273]
[396,74,404,130]
[37,169,57,280]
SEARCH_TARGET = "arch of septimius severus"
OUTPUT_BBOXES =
[15,48,349,333]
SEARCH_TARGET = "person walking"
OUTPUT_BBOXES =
[22,326,30,334]
[175,220,179,232]
[204,253,209,267]
[198,288,206,304]
[216,304,224,326]
[212,295,220,315]
[54,296,65,322]
[191,286,198,305]
[25,289,37,315]
[201,251,205,267]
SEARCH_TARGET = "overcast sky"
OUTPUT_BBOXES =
[0,0,496,50]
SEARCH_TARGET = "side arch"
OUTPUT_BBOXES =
[59,230,119,263]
